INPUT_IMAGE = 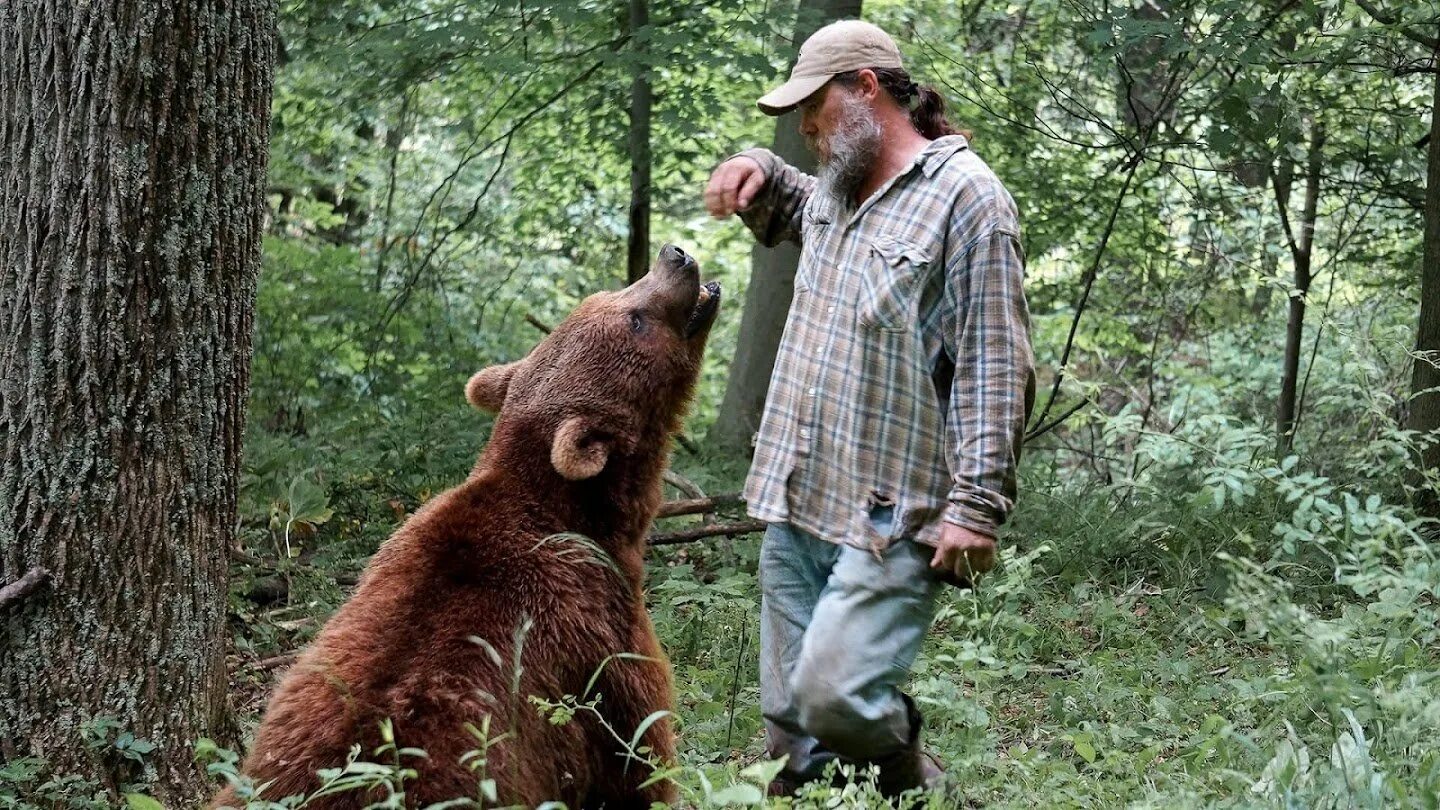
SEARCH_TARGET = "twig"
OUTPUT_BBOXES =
[656,493,743,519]
[229,546,264,566]
[649,520,766,546]
[1029,155,1145,431]
[525,313,553,334]
[253,652,299,671]
[1025,399,1091,442]
[1353,0,1440,50]
[724,617,749,752]
[0,567,50,610]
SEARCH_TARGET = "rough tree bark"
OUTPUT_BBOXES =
[1273,119,1325,456]
[1411,60,1440,510]
[711,0,863,454]
[626,0,652,285]
[0,1,275,801]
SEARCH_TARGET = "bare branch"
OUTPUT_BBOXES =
[656,494,743,519]
[1030,155,1146,431]
[0,567,51,610]
[649,520,767,546]
[252,652,298,671]
[1025,399,1091,442]
[662,470,705,500]
[1354,0,1440,51]
[525,313,553,334]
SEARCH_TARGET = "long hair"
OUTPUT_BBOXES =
[833,67,969,141]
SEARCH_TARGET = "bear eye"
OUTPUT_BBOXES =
[629,311,644,334]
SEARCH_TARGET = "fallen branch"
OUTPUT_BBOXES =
[253,652,298,671]
[649,519,766,546]
[656,493,743,519]
[662,470,705,500]
[229,545,264,566]
[0,567,51,611]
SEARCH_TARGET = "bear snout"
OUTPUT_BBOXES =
[659,243,696,271]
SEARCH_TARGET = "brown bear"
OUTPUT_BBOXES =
[212,244,721,809]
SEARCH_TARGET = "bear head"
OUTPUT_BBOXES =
[466,244,721,482]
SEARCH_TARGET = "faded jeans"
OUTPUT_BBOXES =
[759,518,943,783]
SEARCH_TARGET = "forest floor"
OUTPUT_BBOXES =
[223,438,1436,809]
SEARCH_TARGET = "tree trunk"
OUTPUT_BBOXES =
[711,0,862,454]
[1410,63,1440,512]
[0,1,275,802]
[626,0,652,285]
[1274,120,1325,456]
[1116,0,1177,136]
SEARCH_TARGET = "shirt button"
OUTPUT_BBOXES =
[808,387,817,396]
[799,428,811,440]
[827,305,836,314]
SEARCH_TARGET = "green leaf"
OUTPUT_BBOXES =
[628,710,673,752]
[707,782,764,805]
[739,755,788,785]
[125,795,165,810]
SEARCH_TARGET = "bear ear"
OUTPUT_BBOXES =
[551,416,612,480]
[466,362,520,413]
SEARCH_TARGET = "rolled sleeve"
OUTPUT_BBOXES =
[730,148,815,248]
[941,222,1036,537]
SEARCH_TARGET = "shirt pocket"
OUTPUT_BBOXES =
[860,237,930,333]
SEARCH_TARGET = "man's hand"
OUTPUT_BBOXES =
[703,156,766,219]
[930,523,997,584]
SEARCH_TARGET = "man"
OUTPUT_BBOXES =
[703,20,1036,798]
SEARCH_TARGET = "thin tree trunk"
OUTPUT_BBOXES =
[626,0,652,285]
[1410,63,1440,512]
[711,0,862,454]
[0,1,275,802]
[1274,120,1325,456]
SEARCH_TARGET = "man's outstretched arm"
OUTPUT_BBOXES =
[704,148,815,247]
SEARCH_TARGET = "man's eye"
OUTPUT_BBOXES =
[629,312,644,333]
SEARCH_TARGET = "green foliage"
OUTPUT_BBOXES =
[181,0,1440,807]
[0,719,165,809]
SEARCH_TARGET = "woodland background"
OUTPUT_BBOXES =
[2,0,1440,807]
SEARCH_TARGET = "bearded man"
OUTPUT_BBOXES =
[703,20,1036,798]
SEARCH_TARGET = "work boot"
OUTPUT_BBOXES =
[872,743,945,797]
[767,776,802,797]
[872,696,945,798]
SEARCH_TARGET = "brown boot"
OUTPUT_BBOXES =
[872,697,945,798]
[767,777,799,797]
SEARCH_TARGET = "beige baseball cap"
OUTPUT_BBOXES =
[756,20,904,116]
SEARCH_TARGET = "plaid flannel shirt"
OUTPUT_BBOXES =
[735,134,1035,550]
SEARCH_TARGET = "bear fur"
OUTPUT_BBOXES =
[212,245,720,809]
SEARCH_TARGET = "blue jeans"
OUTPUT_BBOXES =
[759,520,942,783]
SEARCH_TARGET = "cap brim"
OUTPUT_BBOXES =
[756,73,832,116]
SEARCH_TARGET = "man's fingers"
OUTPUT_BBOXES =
[704,174,730,218]
[930,545,947,569]
[737,169,765,210]
[722,173,741,217]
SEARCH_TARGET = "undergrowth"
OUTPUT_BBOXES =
[5,305,1438,808]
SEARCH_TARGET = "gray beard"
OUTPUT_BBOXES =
[814,94,883,214]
